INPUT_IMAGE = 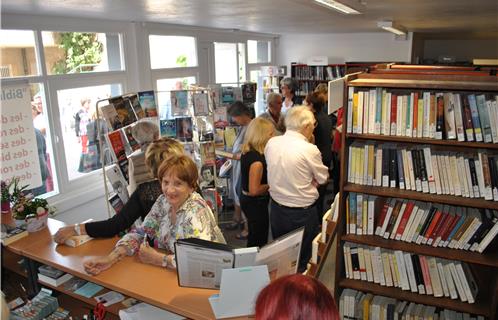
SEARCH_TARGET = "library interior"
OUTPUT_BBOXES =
[1,0,497,319]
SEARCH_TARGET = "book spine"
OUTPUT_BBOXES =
[467,94,483,141]
[435,93,444,139]
[461,93,475,141]
[390,93,398,136]
[453,93,465,142]
[476,94,492,142]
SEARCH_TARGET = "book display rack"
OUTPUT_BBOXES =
[333,69,498,319]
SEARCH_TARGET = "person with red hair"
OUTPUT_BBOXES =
[255,274,339,320]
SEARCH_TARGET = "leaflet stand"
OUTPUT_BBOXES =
[208,265,270,319]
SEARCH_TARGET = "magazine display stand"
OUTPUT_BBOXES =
[95,87,223,220]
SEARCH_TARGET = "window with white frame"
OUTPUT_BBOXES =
[214,42,246,86]
[1,28,126,201]
[247,40,271,64]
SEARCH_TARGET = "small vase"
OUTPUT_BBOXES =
[26,211,49,233]
[1,200,10,213]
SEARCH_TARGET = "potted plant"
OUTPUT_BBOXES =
[2,177,56,232]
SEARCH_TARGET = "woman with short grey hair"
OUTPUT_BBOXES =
[280,77,302,114]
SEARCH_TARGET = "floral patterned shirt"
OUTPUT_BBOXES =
[116,191,225,257]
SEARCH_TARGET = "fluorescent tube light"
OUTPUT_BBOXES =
[377,21,406,35]
[314,0,361,14]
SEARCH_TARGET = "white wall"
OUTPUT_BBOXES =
[276,32,413,70]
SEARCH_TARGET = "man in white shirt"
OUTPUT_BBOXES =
[264,106,329,272]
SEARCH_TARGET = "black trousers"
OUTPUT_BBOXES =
[240,194,270,247]
[270,199,319,273]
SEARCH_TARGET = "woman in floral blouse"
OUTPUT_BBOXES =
[84,155,225,275]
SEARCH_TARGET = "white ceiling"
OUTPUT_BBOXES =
[2,0,498,35]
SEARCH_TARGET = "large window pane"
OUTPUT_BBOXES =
[0,30,39,78]
[156,77,196,119]
[215,43,238,84]
[57,84,122,181]
[42,31,123,75]
[247,40,271,64]
[29,83,56,196]
[149,35,197,69]
[215,42,246,85]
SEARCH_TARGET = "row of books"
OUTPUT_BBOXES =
[343,243,478,303]
[100,91,158,131]
[292,64,345,80]
[339,289,485,320]
[347,142,498,201]
[346,193,498,253]
[295,81,327,97]
[346,89,498,144]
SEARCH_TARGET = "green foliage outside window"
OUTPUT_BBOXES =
[52,32,103,74]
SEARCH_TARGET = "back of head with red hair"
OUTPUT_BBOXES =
[255,274,339,320]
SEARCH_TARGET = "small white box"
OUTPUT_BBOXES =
[307,56,329,66]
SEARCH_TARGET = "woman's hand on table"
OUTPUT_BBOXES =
[53,226,76,244]
[84,247,125,275]
[138,242,163,266]
[83,256,116,275]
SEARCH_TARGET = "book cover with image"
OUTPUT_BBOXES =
[122,125,141,153]
[171,90,189,116]
[193,92,209,116]
[106,130,127,162]
[214,106,229,128]
[138,90,158,117]
[159,119,177,138]
[241,83,257,103]
[200,141,216,166]
[199,165,216,190]
[176,117,193,142]
[99,104,121,131]
[214,128,225,148]
[109,96,137,127]
[123,93,145,120]
[197,116,214,142]
[202,188,218,213]
[209,84,222,109]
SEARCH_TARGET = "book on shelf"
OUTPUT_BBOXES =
[99,104,122,131]
[241,83,257,103]
[342,242,479,303]
[347,142,498,201]
[1,224,28,246]
[338,288,486,320]
[214,106,229,128]
[108,193,125,214]
[38,272,74,287]
[175,228,304,289]
[137,90,158,117]
[345,88,498,144]
[105,163,129,203]
[221,86,242,104]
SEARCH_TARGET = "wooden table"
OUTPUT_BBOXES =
[4,218,249,320]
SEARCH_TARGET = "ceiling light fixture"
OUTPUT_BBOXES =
[377,20,406,35]
[314,0,361,14]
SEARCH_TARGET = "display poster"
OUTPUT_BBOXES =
[0,82,41,188]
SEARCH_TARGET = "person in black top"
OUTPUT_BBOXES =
[304,92,332,221]
[53,137,184,242]
[240,118,275,247]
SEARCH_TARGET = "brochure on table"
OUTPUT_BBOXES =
[208,265,270,319]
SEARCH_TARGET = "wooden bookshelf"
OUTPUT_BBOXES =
[338,279,492,317]
[290,63,345,97]
[341,234,498,267]
[333,70,498,319]
[346,133,498,151]
[344,184,498,211]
